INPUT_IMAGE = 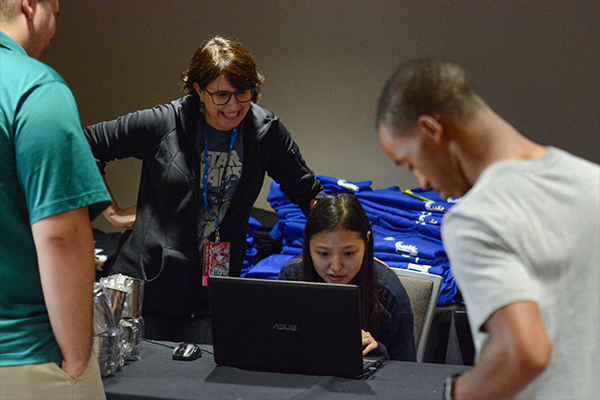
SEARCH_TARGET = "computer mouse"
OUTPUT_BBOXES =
[172,342,202,361]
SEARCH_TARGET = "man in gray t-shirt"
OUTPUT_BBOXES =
[376,59,599,400]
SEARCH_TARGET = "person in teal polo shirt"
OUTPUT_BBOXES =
[0,1,111,399]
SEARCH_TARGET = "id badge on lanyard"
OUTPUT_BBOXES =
[201,128,236,286]
[203,239,230,286]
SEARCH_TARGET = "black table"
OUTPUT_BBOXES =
[103,341,471,400]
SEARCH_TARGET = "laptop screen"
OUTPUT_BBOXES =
[207,276,367,378]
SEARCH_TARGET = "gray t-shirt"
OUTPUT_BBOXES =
[197,122,243,245]
[442,147,599,399]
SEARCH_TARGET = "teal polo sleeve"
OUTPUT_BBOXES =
[14,80,111,224]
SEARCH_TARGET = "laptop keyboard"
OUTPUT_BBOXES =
[358,358,384,379]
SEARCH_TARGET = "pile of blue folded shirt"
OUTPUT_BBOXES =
[242,175,462,306]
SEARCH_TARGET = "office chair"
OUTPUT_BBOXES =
[392,268,443,363]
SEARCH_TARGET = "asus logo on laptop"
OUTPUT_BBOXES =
[273,324,297,331]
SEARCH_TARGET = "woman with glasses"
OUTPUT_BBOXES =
[85,36,324,344]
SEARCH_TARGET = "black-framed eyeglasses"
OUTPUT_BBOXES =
[204,89,253,106]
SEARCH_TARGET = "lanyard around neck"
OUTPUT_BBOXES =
[202,127,237,237]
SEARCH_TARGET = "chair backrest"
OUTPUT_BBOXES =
[392,268,443,362]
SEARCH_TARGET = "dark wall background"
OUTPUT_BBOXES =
[40,1,600,232]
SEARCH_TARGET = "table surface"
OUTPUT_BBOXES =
[103,340,471,400]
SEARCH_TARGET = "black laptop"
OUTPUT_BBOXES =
[207,276,383,379]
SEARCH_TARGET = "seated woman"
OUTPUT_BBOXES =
[278,193,416,361]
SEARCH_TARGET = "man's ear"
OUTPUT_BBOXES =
[417,115,445,144]
[21,0,36,20]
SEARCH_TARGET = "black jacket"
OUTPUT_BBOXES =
[85,96,323,318]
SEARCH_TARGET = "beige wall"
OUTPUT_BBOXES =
[41,1,599,233]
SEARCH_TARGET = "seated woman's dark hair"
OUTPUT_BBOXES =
[301,192,388,336]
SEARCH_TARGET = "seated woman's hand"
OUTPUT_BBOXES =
[361,329,378,356]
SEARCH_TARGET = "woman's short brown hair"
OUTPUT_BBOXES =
[181,36,265,103]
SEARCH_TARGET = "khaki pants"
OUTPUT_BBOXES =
[0,354,105,400]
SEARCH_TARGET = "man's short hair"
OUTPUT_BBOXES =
[0,0,18,21]
[376,58,481,135]
[1,0,51,22]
